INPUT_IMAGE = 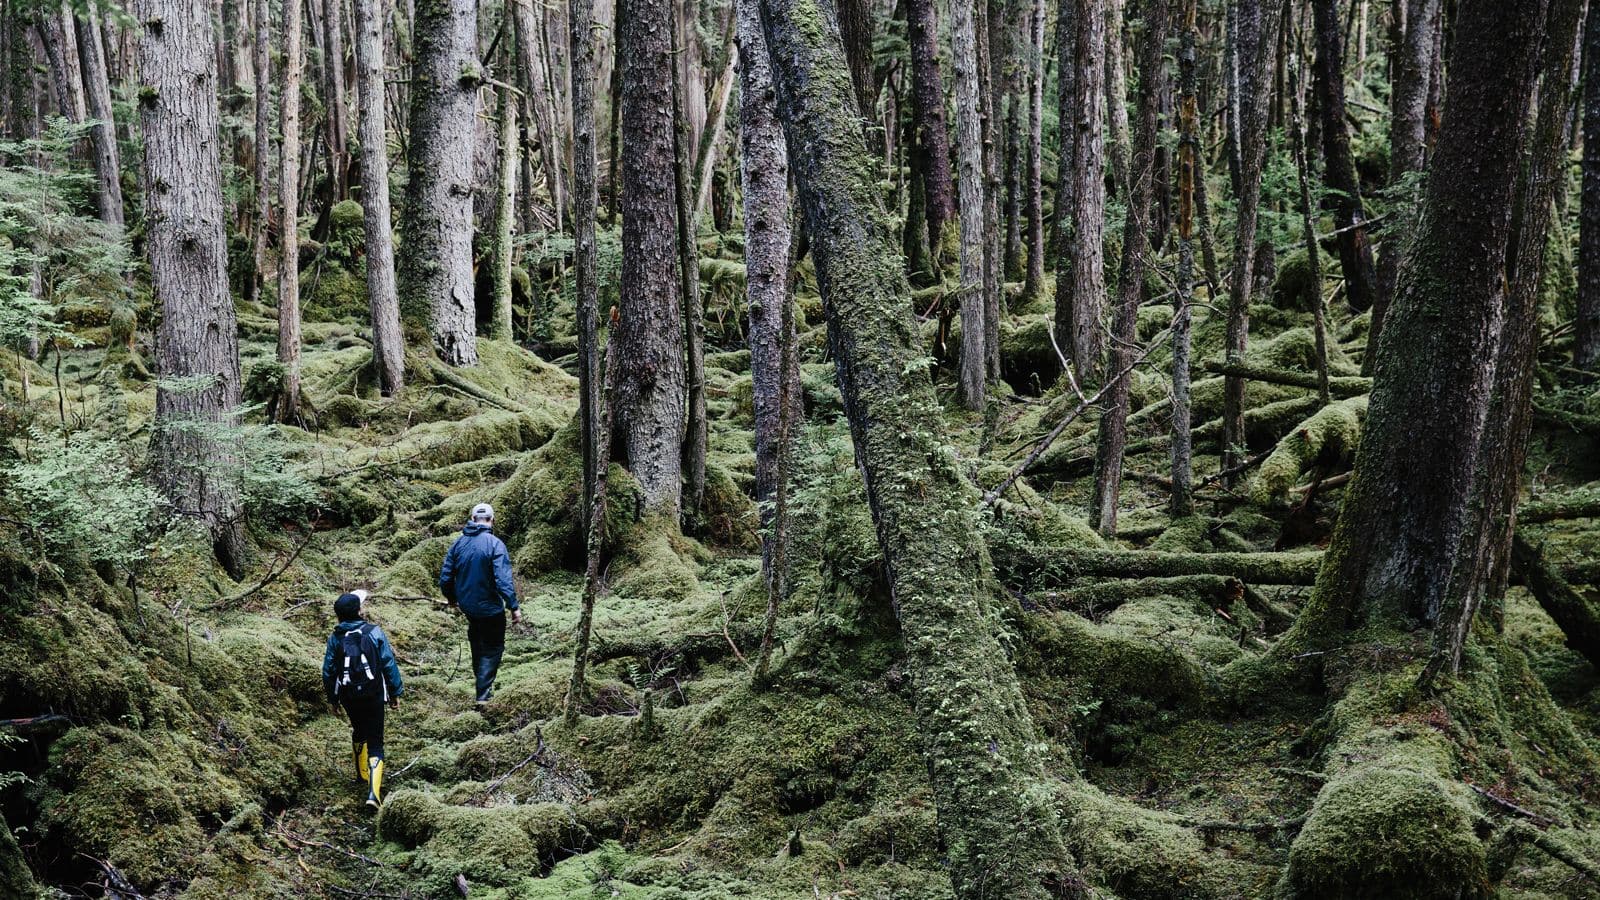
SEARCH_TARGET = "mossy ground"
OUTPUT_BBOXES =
[3,252,1599,900]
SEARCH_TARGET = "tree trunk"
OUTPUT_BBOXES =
[1288,45,1330,404]
[399,0,480,366]
[353,0,406,395]
[613,0,685,517]
[1371,0,1440,367]
[1309,0,1377,314]
[277,0,307,421]
[492,84,518,340]
[755,0,1088,891]
[905,0,954,261]
[1088,0,1169,537]
[692,5,738,223]
[251,0,272,309]
[75,8,124,225]
[1282,0,1545,645]
[1021,0,1045,299]
[978,0,1002,379]
[738,0,797,583]
[1219,0,1280,484]
[1102,0,1130,199]
[1578,0,1600,370]
[836,0,879,133]
[673,1,708,517]
[570,0,601,528]
[952,0,988,410]
[1053,0,1106,387]
[1170,0,1198,519]
[137,0,246,577]
[37,3,86,123]
[321,0,352,198]
[514,0,565,232]
[1429,0,1583,673]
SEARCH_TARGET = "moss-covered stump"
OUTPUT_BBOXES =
[492,419,642,574]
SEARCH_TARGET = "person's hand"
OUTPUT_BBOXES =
[329,702,343,718]
[389,697,400,710]
[511,609,523,626]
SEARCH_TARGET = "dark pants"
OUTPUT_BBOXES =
[341,696,385,758]
[467,613,506,701]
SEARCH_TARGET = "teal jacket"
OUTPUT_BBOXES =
[322,619,404,703]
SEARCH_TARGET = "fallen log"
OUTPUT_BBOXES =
[1036,574,1244,617]
[1519,491,1600,524]
[996,543,1325,586]
[1511,532,1600,669]
[1199,359,1370,396]
[1533,401,1600,439]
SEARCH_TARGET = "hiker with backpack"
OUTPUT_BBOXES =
[438,502,521,705]
[322,590,404,808]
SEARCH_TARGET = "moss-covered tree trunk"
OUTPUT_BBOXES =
[758,0,1086,893]
[951,0,989,410]
[739,0,798,581]
[1309,0,1376,314]
[1102,0,1129,200]
[491,83,518,340]
[1170,0,1198,518]
[1021,0,1045,299]
[1088,0,1169,537]
[399,0,480,366]
[672,3,708,517]
[1577,1,1600,371]
[275,0,305,422]
[251,0,271,309]
[1371,0,1440,368]
[352,0,406,396]
[1283,0,1544,647]
[1219,0,1280,484]
[612,0,685,517]
[905,0,954,259]
[569,0,601,517]
[138,0,246,577]
[1053,0,1106,387]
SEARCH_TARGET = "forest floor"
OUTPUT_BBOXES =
[4,243,1600,898]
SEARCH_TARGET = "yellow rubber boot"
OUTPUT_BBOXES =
[353,743,369,783]
[366,757,385,808]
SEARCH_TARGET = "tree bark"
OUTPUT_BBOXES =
[836,0,879,132]
[1102,0,1130,199]
[1429,0,1583,673]
[756,0,1088,892]
[570,0,601,529]
[1053,0,1106,387]
[613,0,685,517]
[1021,0,1045,299]
[1371,0,1440,367]
[37,3,86,123]
[251,0,272,309]
[1219,0,1281,484]
[1288,52,1330,404]
[492,84,518,340]
[399,0,480,366]
[739,0,796,583]
[978,0,1002,379]
[952,0,989,410]
[1088,0,1169,537]
[1170,0,1198,519]
[321,0,352,198]
[137,0,246,577]
[673,1,708,517]
[349,0,405,395]
[277,0,307,421]
[1309,0,1376,314]
[1283,0,1545,645]
[75,8,124,225]
[1578,0,1600,370]
[905,0,954,260]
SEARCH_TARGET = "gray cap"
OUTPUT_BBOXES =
[469,502,495,522]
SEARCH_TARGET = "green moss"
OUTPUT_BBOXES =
[610,517,703,603]
[0,811,36,897]
[1251,397,1367,504]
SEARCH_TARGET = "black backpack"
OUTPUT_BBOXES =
[334,625,387,701]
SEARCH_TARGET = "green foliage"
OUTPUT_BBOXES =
[1,427,168,571]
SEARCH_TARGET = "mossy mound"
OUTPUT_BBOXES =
[378,790,586,894]
[491,420,642,575]
[1251,397,1368,504]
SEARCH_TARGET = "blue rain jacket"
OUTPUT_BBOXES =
[439,523,520,618]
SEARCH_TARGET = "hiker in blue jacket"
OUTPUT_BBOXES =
[321,590,404,808]
[439,503,522,704]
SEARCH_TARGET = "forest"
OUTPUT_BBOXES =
[2,0,1600,894]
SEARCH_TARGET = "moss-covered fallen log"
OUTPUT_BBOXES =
[1533,401,1600,439]
[1511,532,1600,668]
[1518,490,1600,523]
[1041,575,1244,616]
[1250,397,1367,504]
[995,542,1324,586]
[1200,359,1370,395]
